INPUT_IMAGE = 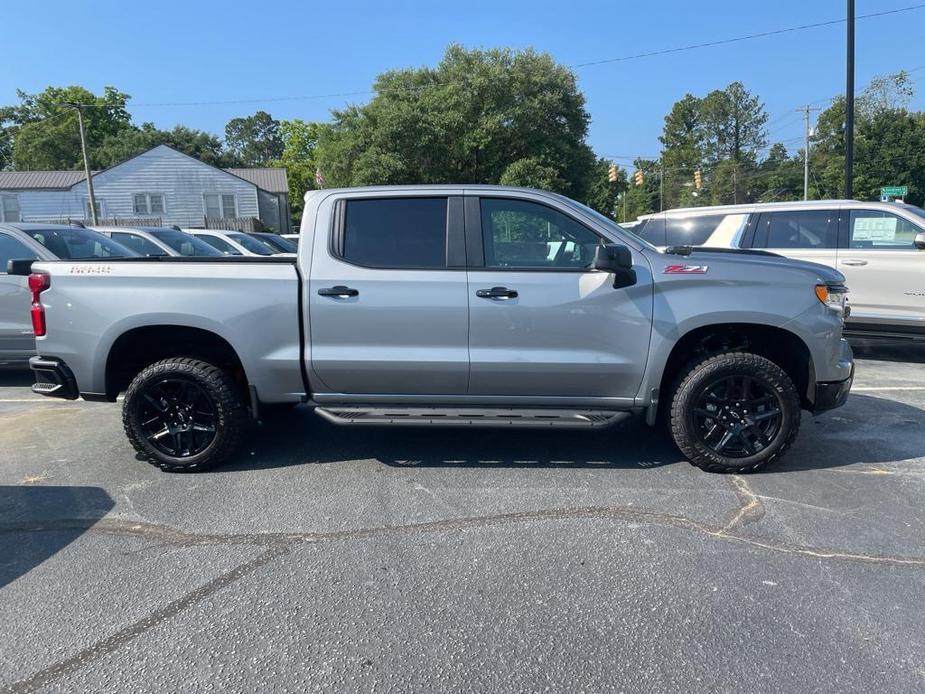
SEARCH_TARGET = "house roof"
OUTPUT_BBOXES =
[0,171,88,190]
[225,168,289,194]
[0,147,289,194]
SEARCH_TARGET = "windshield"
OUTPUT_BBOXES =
[558,197,661,251]
[250,233,297,253]
[229,232,275,255]
[148,229,222,256]
[22,227,139,259]
[898,204,925,225]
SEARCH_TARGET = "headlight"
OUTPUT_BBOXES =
[815,283,848,315]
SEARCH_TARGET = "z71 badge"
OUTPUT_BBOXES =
[664,264,709,274]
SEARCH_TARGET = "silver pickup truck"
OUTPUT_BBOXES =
[16,185,854,474]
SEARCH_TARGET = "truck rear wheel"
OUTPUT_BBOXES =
[669,352,801,473]
[122,357,247,472]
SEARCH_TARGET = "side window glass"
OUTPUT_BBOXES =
[665,215,726,246]
[342,198,447,269]
[480,198,602,269]
[0,233,37,273]
[198,235,240,254]
[848,210,921,250]
[763,210,836,249]
[638,218,666,246]
[112,233,167,256]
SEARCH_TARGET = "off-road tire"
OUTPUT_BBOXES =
[123,357,248,472]
[669,352,801,473]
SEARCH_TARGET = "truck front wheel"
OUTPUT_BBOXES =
[669,352,801,473]
[122,357,248,472]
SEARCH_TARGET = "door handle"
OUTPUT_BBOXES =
[840,259,868,267]
[476,286,518,299]
[318,285,359,297]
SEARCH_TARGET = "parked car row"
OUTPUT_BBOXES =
[0,223,293,366]
[631,200,925,338]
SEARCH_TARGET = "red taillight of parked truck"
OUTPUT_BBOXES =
[28,272,51,337]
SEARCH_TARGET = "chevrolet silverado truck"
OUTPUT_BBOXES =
[14,185,854,474]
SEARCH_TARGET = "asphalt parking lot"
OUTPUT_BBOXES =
[1,344,924,693]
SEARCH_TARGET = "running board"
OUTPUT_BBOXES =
[314,406,633,429]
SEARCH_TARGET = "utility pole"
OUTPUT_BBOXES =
[797,105,821,201]
[65,102,98,225]
[844,0,855,198]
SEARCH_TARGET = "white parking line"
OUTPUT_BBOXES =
[0,399,59,403]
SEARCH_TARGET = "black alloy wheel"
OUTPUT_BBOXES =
[691,374,783,458]
[135,377,218,458]
[123,357,248,472]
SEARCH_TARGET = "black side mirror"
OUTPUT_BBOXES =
[914,232,925,250]
[592,244,637,289]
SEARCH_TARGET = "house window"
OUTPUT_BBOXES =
[0,195,20,222]
[133,193,166,216]
[203,193,237,219]
[85,199,103,219]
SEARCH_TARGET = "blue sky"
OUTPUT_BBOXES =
[3,0,924,163]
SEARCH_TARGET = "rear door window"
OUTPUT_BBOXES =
[847,210,922,249]
[755,210,837,249]
[341,198,448,269]
[664,215,726,246]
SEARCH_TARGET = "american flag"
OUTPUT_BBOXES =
[314,169,325,188]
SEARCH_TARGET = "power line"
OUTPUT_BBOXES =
[569,3,925,69]
[61,3,925,110]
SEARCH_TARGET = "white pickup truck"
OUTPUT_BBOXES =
[17,186,854,474]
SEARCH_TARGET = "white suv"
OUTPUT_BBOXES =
[633,200,925,338]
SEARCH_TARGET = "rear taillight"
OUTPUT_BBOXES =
[28,272,50,337]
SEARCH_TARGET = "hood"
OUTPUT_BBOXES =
[665,247,846,285]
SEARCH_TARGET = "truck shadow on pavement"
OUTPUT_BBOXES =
[0,368,35,387]
[228,393,925,473]
[228,414,684,472]
[848,339,925,364]
[0,485,114,588]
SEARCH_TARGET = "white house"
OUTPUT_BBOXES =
[0,144,291,232]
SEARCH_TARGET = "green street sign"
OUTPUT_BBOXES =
[881,185,908,197]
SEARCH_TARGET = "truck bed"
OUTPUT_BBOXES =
[28,257,305,404]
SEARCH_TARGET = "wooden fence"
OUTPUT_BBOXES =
[25,216,163,227]
[203,216,264,232]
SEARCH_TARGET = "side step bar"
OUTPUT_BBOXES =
[314,406,633,429]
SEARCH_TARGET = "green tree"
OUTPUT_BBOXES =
[659,94,704,209]
[621,159,661,220]
[94,122,236,168]
[224,111,283,166]
[8,86,132,170]
[267,119,322,220]
[810,72,924,204]
[584,158,623,220]
[315,45,599,206]
[699,82,768,204]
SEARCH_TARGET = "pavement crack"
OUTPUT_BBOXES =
[720,475,766,533]
[2,500,922,571]
[0,545,290,694]
[3,498,924,692]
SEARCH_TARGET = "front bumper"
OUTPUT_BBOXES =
[29,356,79,400]
[812,364,854,414]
